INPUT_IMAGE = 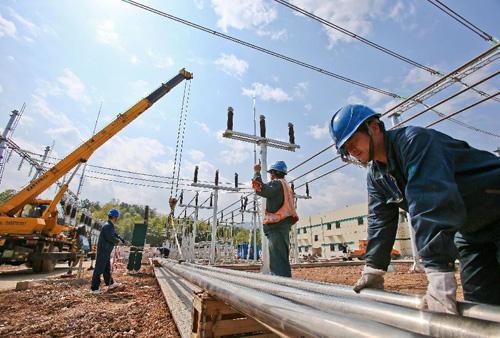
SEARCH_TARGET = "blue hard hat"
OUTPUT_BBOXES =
[268,161,287,174]
[108,208,120,218]
[329,104,380,150]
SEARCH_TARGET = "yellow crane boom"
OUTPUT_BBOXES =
[0,68,192,216]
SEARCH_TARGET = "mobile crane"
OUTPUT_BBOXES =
[0,69,193,272]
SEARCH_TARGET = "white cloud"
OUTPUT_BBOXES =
[404,66,438,86]
[57,69,92,105]
[242,82,292,102]
[294,81,309,99]
[305,103,312,111]
[31,95,85,148]
[211,0,277,32]
[189,149,205,162]
[96,20,119,45]
[130,55,140,64]
[256,28,288,40]
[147,49,174,69]
[7,55,15,62]
[307,123,329,139]
[8,7,37,36]
[194,0,204,9]
[297,171,367,216]
[0,13,16,38]
[194,120,210,133]
[289,0,386,47]
[214,53,249,78]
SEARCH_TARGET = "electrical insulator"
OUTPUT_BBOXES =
[215,170,219,186]
[241,213,244,223]
[227,106,234,131]
[184,209,187,219]
[179,191,184,205]
[231,211,234,224]
[194,166,199,183]
[234,173,238,188]
[259,115,266,138]
[240,196,244,211]
[306,182,310,197]
[209,193,213,207]
[243,196,248,211]
[220,211,224,222]
[291,182,295,193]
[195,192,199,207]
[288,122,295,144]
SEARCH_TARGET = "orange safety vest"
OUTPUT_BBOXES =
[263,179,299,225]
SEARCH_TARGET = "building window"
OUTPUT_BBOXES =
[314,235,319,241]
[329,244,335,251]
[357,217,364,225]
[335,221,341,229]
[298,247,302,252]
[305,247,309,252]
[326,223,332,230]
[304,228,307,233]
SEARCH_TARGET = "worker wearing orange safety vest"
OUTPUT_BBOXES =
[252,160,298,277]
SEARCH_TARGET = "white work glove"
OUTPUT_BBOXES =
[420,269,458,314]
[353,266,385,293]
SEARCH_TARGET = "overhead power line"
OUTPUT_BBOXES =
[121,0,401,99]
[425,0,499,44]
[121,0,498,141]
[273,0,500,103]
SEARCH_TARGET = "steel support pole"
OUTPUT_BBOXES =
[210,189,219,264]
[179,263,500,338]
[259,143,270,273]
[162,261,419,338]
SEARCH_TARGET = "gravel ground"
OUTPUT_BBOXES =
[292,262,464,300]
[0,263,180,338]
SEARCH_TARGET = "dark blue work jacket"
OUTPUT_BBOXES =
[366,126,500,271]
[96,220,124,257]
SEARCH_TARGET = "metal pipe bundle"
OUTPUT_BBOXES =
[186,262,500,324]
[161,261,422,338]
[172,262,500,338]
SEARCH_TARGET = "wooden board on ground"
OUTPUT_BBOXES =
[191,292,278,338]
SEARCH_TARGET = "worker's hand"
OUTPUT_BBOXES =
[254,162,261,173]
[420,269,458,314]
[353,266,385,293]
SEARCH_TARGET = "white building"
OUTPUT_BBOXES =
[296,203,413,259]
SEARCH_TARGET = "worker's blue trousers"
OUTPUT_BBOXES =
[264,222,292,277]
[91,252,114,291]
[455,221,500,305]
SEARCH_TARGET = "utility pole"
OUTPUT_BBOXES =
[192,166,239,264]
[390,113,423,272]
[223,106,300,273]
[291,182,311,263]
[178,190,213,262]
[0,105,24,185]
[32,145,51,181]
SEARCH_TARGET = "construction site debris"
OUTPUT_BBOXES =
[0,263,179,337]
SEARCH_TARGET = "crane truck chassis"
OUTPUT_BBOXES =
[0,69,193,272]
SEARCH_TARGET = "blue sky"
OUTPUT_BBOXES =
[0,0,499,221]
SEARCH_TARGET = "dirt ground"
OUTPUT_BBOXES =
[0,263,180,338]
[292,262,464,300]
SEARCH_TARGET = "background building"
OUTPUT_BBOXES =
[296,203,412,259]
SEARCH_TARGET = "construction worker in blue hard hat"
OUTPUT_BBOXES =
[90,208,126,294]
[252,160,299,277]
[329,104,500,313]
